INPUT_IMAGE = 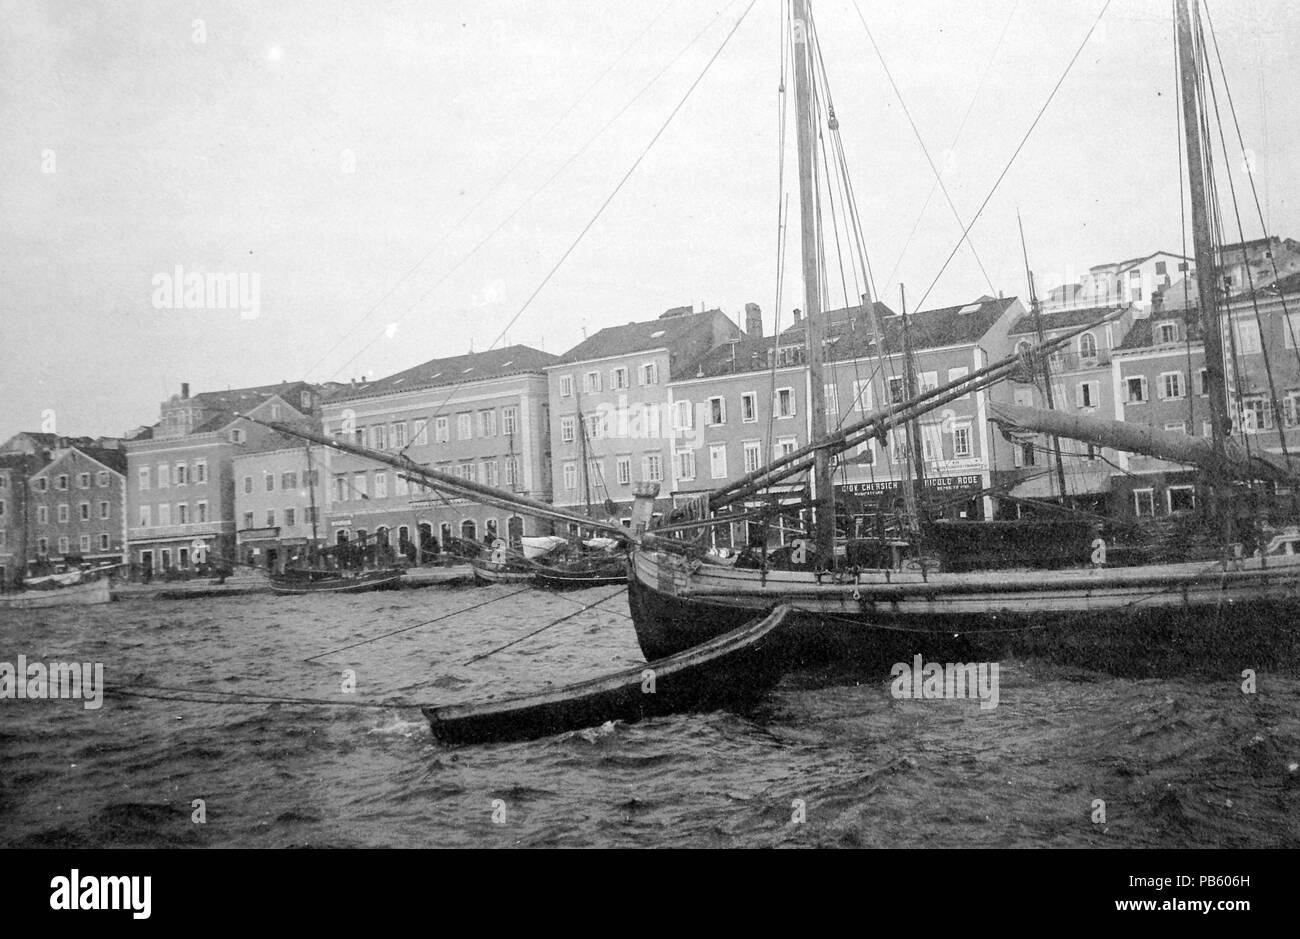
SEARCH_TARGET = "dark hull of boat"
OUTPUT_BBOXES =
[532,559,628,590]
[422,605,793,744]
[470,560,535,585]
[270,570,404,594]
[627,568,1300,679]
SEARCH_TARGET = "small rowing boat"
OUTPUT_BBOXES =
[422,604,792,744]
[0,577,112,609]
[269,568,404,594]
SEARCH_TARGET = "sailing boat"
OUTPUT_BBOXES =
[625,0,1300,674]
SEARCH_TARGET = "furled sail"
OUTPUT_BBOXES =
[988,402,1300,485]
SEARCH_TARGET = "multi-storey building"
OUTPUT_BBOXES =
[320,345,556,553]
[25,445,128,572]
[1044,250,1193,312]
[126,381,321,576]
[546,305,742,526]
[233,440,325,571]
[0,453,38,588]
[988,304,1136,513]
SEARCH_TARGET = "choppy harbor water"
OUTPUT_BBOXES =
[2,584,1298,848]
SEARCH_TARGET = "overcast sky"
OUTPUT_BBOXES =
[2,0,1296,442]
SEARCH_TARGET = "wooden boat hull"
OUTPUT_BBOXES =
[532,556,628,590]
[270,569,404,594]
[0,577,112,609]
[628,548,1300,676]
[422,604,793,744]
[470,559,535,585]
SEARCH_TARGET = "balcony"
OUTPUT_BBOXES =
[129,521,234,539]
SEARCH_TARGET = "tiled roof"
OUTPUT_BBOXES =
[1116,313,1204,351]
[1007,304,1125,336]
[77,446,128,475]
[328,344,557,403]
[1247,270,1300,298]
[191,380,315,413]
[691,336,788,379]
[554,309,731,366]
[809,296,1017,360]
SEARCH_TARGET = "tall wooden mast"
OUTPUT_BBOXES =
[1174,0,1230,454]
[791,0,836,557]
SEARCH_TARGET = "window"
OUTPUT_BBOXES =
[138,505,151,527]
[175,463,188,486]
[1163,421,1191,436]
[305,506,318,525]
[374,472,388,499]
[611,366,628,390]
[261,509,273,528]
[79,534,91,553]
[479,410,497,437]
[197,501,207,523]
[395,474,409,496]
[583,371,602,394]
[434,416,449,443]
[505,457,521,488]
[354,427,367,448]
[585,459,602,487]
[559,374,574,397]
[33,476,48,492]
[851,379,874,412]
[77,472,90,488]
[281,471,296,490]
[775,388,795,418]
[99,533,110,551]
[643,454,663,482]
[229,428,245,444]
[917,372,939,394]
[951,423,972,458]
[1155,260,1167,276]
[96,471,109,487]
[1159,371,1183,400]
[560,416,576,443]
[1079,333,1098,359]
[177,503,189,524]
[643,402,662,438]
[776,436,797,458]
[79,502,90,521]
[138,467,152,491]
[502,407,518,436]
[412,419,429,447]
[99,501,109,519]
[243,475,252,494]
[676,449,695,481]
[741,392,758,423]
[483,461,499,487]
[641,362,659,386]
[888,376,907,405]
[1168,486,1196,512]
[57,504,69,523]
[58,536,69,555]
[709,444,727,479]
[584,413,604,439]
[1235,320,1261,354]
[1014,440,1036,468]
[1284,391,1300,427]
[373,425,388,450]
[37,505,48,524]
[1124,376,1148,403]
[242,511,255,529]
[265,473,275,492]
[457,413,473,440]
[563,463,577,491]
[392,422,408,448]
[194,461,206,483]
[743,441,762,473]
[156,466,169,489]
[37,537,48,554]
[1133,489,1156,517]
[353,472,368,497]
[616,457,632,487]
[1241,395,1272,433]
[1157,322,1178,344]
[56,474,68,491]
[673,400,693,431]
[285,507,296,528]
[1197,368,1209,396]
[707,396,726,426]
[157,504,170,527]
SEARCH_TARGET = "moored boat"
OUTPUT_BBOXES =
[269,568,404,594]
[422,604,793,744]
[0,577,112,609]
[469,558,536,585]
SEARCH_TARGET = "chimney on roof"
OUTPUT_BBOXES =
[744,303,763,337]
[181,382,190,399]
[793,308,803,323]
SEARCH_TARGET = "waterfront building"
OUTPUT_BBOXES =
[320,345,556,553]
[232,438,326,571]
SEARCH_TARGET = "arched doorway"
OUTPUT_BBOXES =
[460,519,476,543]
[439,522,452,549]
[485,518,499,544]
[507,516,524,549]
